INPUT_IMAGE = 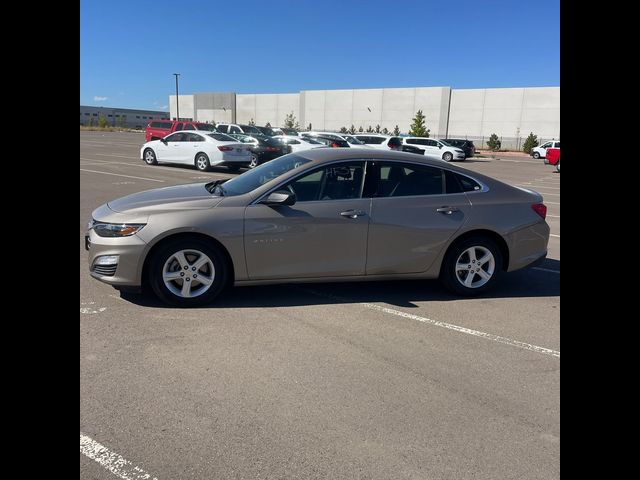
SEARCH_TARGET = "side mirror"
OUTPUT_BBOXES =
[438,144,443,149]
[261,190,296,206]
[160,138,168,144]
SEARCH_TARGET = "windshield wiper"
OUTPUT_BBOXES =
[205,179,228,195]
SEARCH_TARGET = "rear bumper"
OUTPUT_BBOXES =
[505,221,551,272]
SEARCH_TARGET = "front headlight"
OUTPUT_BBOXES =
[91,221,146,237]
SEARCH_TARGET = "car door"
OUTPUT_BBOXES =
[363,161,471,274]
[244,161,370,280]
[162,132,189,162]
[153,132,179,162]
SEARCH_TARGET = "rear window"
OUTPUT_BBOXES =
[455,173,482,192]
[207,133,237,142]
[366,137,386,144]
[150,121,172,128]
[195,123,216,131]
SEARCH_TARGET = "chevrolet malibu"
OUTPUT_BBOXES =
[86,149,550,306]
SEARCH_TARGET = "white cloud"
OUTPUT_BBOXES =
[161,105,168,109]
[94,96,108,101]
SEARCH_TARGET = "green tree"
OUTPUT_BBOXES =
[366,125,373,133]
[487,133,502,151]
[375,124,381,133]
[117,115,125,128]
[358,126,364,133]
[88,116,95,127]
[284,112,299,129]
[349,124,356,134]
[393,125,400,136]
[382,127,389,135]
[408,110,430,137]
[248,118,255,126]
[339,126,348,133]
[98,115,108,128]
[522,132,539,154]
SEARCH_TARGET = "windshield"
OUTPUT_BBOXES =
[207,133,237,142]
[241,125,262,134]
[343,135,364,145]
[221,155,312,196]
[196,124,216,131]
[439,140,452,147]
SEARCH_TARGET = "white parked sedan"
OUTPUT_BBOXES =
[140,131,251,172]
[403,137,466,162]
[271,135,325,153]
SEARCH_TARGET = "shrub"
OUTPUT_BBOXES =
[522,132,539,154]
[487,133,501,151]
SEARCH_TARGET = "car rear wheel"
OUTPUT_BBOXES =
[195,153,210,171]
[249,154,259,169]
[143,148,157,165]
[440,236,503,296]
[533,152,541,159]
[556,161,560,172]
[149,238,228,307]
[443,152,453,162]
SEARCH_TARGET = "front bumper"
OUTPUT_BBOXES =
[86,229,148,287]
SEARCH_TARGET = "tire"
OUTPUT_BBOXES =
[195,153,210,171]
[248,154,259,169]
[440,235,503,296]
[443,152,453,162]
[149,238,228,307]
[533,152,541,159]
[556,161,560,172]
[227,164,241,172]
[143,148,157,165]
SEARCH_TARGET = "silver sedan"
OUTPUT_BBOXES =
[86,148,550,306]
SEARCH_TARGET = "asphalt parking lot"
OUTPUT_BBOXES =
[80,131,559,479]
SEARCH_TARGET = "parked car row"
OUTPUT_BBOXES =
[143,119,480,172]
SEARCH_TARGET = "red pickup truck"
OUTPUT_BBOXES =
[145,120,216,141]
[545,147,560,172]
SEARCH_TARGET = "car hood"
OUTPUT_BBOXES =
[107,182,224,214]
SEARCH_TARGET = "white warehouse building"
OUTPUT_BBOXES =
[170,85,559,149]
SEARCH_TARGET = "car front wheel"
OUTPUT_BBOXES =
[249,154,259,169]
[443,152,453,162]
[533,152,541,159]
[556,161,560,172]
[143,148,157,165]
[440,236,503,296]
[149,238,228,307]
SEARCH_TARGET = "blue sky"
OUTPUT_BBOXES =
[80,0,559,111]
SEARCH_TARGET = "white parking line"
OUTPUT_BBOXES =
[80,433,159,480]
[94,153,138,159]
[547,215,560,218]
[80,168,165,182]
[533,267,560,274]
[550,234,560,238]
[297,288,560,358]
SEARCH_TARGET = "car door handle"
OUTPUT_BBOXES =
[436,206,459,215]
[340,209,366,219]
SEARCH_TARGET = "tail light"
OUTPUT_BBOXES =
[265,146,279,152]
[331,142,339,148]
[531,203,547,219]
[218,146,233,151]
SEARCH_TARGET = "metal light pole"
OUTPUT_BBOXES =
[173,73,180,121]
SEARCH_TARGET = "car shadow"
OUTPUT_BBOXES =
[119,259,559,310]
